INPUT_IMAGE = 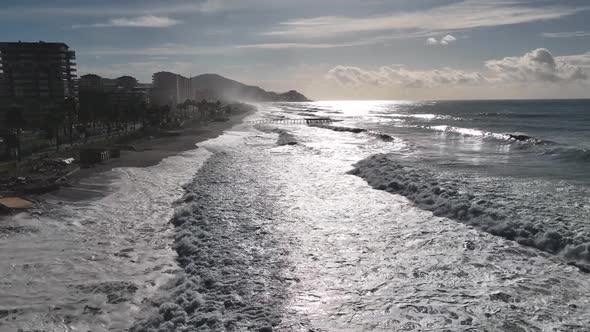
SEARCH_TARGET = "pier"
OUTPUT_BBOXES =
[248,118,334,125]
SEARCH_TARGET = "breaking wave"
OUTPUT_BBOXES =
[422,125,559,146]
[308,123,394,142]
[349,154,590,265]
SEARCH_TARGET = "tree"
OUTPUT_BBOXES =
[62,98,78,145]
[115,76,138,89]
[5,108,26,160]
[43,106,67,151]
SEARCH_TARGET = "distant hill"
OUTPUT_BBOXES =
[190,74,311,102]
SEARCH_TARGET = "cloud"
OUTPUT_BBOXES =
[326,65,486,88]
[236,41,367,49]
[426,35,457,46]
[73,15,182,28]
[557,52,590,68]
[264,1,585,39]
[427,37,438,45]
[326,48,589,88]
[542,31,590,38]
[485,48,588,83]
[79,44,230,56]
[0,0,279,18]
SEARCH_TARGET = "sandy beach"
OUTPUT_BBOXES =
[72,109,253,180]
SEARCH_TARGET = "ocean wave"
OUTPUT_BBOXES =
[477,112,555,119]
[401,113,451,120]
[349,154,590,264]
[429,125,510,140]
[540,147,590,162]
[307,123,394,142]
[425,125,558,146]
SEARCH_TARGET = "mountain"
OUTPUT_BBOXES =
[190,74,311,102]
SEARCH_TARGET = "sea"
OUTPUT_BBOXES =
[1,99,589,331]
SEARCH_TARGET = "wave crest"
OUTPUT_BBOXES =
[350,154,590,265]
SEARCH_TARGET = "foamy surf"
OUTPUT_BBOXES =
[0,148,212,331]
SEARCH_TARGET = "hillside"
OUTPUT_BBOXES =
[191,74,311,102]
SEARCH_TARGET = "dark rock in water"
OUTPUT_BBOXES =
[489,292,512,303]
[463,240,476,250]
[567,261,590,273]
[508,134,532,142]
[259,327,273,332]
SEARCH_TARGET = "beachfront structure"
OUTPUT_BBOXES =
[0,41,77,126]
[150,71,192,108]
[79,74,150,122]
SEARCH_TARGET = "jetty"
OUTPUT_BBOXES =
[248,118,334,125]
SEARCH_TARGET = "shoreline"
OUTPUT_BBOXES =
[66,108,254,185]
[26,107,255,204]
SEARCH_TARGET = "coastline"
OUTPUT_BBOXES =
[63,108,254,195]
[0,106,257,331]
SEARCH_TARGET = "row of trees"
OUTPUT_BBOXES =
[1,95,227,161]
[2,98,77,161]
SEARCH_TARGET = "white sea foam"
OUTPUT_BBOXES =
[0,148,212,330]
[350,153,590,264]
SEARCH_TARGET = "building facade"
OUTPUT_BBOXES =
[79,74,150,123]
[151,71,192,108]
[0,41,77,127]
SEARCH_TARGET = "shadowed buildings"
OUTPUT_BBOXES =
[0,41,77,127]
[78,74,150,124]
[150,71,192,108]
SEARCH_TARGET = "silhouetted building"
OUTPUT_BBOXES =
[78,73,103,91]
[151,71,192,107]
[79,73,150,122]
[0,41,77,126]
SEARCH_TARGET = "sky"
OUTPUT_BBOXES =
[1,0,589,100]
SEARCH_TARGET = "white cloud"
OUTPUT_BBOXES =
[265,1,585,38]
[73,15,182,28]
[557,52,590,68]
[426,35,457,46]
[441,35,457,45]
[326,48,589,88]
[542,31,590,38]
[326,65,486,88]
[485,48,587,83]
[427,37,439,45]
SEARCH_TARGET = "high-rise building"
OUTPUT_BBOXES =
[151,71,192,107]
[0,41,77,126]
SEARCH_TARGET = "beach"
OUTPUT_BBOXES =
[0,108,253,331]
